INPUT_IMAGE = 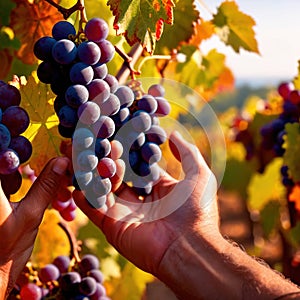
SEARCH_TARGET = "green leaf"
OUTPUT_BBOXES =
[155,0,199,53]
[260,201,281,238]
[0,0,15,26]
[107,0,175,53]
[212,1,259,54]
[247,158,285,210]
[0,27,20,50]
[283,123,300,182]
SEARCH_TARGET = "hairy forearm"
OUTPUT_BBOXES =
[157,229,300,300]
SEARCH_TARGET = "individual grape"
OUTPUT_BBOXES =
[9,136,32,163]
[87,79,110,104]
[85,190,107,208]
[70,62,94,85]
[90,283,107,299]
[52,20,76,40]
[0,124,11,150]
[128,131,145,150]
[52,39,77,64]
[73,170,93,190]
[114,85,135,108]
[92,176,112,196]
[79,277,97,296]
[146,125,167,145]
[137,94,157,114]
[138,161,159,180]
[111,107,130,127]
[33,36,56,61]
[148,84,165,97]
[97,157,116,178]
[58,123,75,138]
[95,138,111,158]
[97,40,115,64]
[58,105,78,128]
[20,283,42,300]
[92,115,115,139]
[38,264,60,284]
[79,254,100,274]
[93,63,108,79]
[65,84,89,108]
[104,74,119,93]
[87,270,104,284]
[37,61,57,84]
[141,142,162,164]
[72,127,95,150]
[77,101,101,125]
[52,255,71,273]
[77,41,101,65]
[0,170,22,196]
[290,89,300,105]
[99,93,120,116]
[76,150,98,172]
[278,81,294,99]
[155,96,171,116]
[59,272,81,292]
[131,110,152,132]
[0,83,21,109]
[2,106,30,136]
[128,150,140,172]
[60,201,77,221]
[0,149,20,175]
[84,18,109,42]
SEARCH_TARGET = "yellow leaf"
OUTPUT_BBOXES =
[188,18,215,47]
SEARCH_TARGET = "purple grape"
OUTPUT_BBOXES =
[95,138,111,158]
[77,101,101,125]
[52,39,77,64]
[70,62,94,85]
[92,176,112,197]
[137,94,157,114]
[2,106,30,136]
[52,21,76,40]
[72,127,95,150]
[37,61,57,84]
[58,123,75,138]
[0,83,21,109]
[38,264,60,283]
[20,283,42,300]
[87,79,110,104]
[78,41,101,65]
[54,94,67,114]
[59,272,81,292]
[58,105,78,128]
[0,149,20,175]
[148,84,165,97]
[0,170,22,196]
[114,85,135,108]
[84,18,109,42]
[93,63,108,79]
[0,124,11,150]
[278,82,294,99]
[9,136,32,163]
[87,269,104,284]
[104,74,119,93]
[111,107,130,127]
[99,93,120,116]
[65,84,89,108]
[146,125,167,145]
[76,149,98,171]
[92,115,115,139]
[97,39,115,64]
[155,96,171,116]
[52,255,71,273]
[79,277,97,296]
[90,283,107,299]
[79,254,100,274]
[73,170,93,190]
[141,142,162,164]
[131,110,152,132]
[33,36,56,61]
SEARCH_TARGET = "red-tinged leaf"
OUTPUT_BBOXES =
[10,0,64,64]
[107,0,175,53]
[188,18,215,47]
[212,1,259,54]
[289,184,300,213]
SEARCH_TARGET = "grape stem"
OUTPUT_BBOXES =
[58,221,81,262]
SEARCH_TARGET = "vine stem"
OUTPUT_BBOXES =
[58,221,81,262]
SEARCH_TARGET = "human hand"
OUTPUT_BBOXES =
[0,157,71,299]
[73,131,219,276]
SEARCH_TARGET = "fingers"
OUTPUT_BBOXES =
[0,180,12,224]
[18,157,70,227]
[169,131,208,180]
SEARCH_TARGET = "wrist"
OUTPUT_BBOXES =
[0,263,11,300]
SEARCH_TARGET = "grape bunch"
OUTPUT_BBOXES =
[34,18,171,209]
[0,81,32,197]
[260,81,300,187]
[9,254,110,300]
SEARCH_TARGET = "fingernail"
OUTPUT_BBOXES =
[52,157,69,175]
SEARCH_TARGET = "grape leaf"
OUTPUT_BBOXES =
[9,0,63,64]
[0,49,13,79]
[107,0,175,53]
[188,18,215,48]
[283,123,300,182]
[247,158,285,211]
[155,0,200,53]
[0,0,15,26]
[212,1,259,54]
[289,184,300,212]
[260,201,281,238]
[19,73,64,175]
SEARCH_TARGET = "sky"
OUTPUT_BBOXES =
[197,0,300,85]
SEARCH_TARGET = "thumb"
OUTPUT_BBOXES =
[18,157,70,227]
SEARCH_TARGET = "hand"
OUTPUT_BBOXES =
[73,131,219,276]
[0,157,71,299]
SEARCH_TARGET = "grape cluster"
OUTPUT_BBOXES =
[10,254,110,300]
[0,81,32,197]
[34,18,171,209]
[260,81,300,187]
